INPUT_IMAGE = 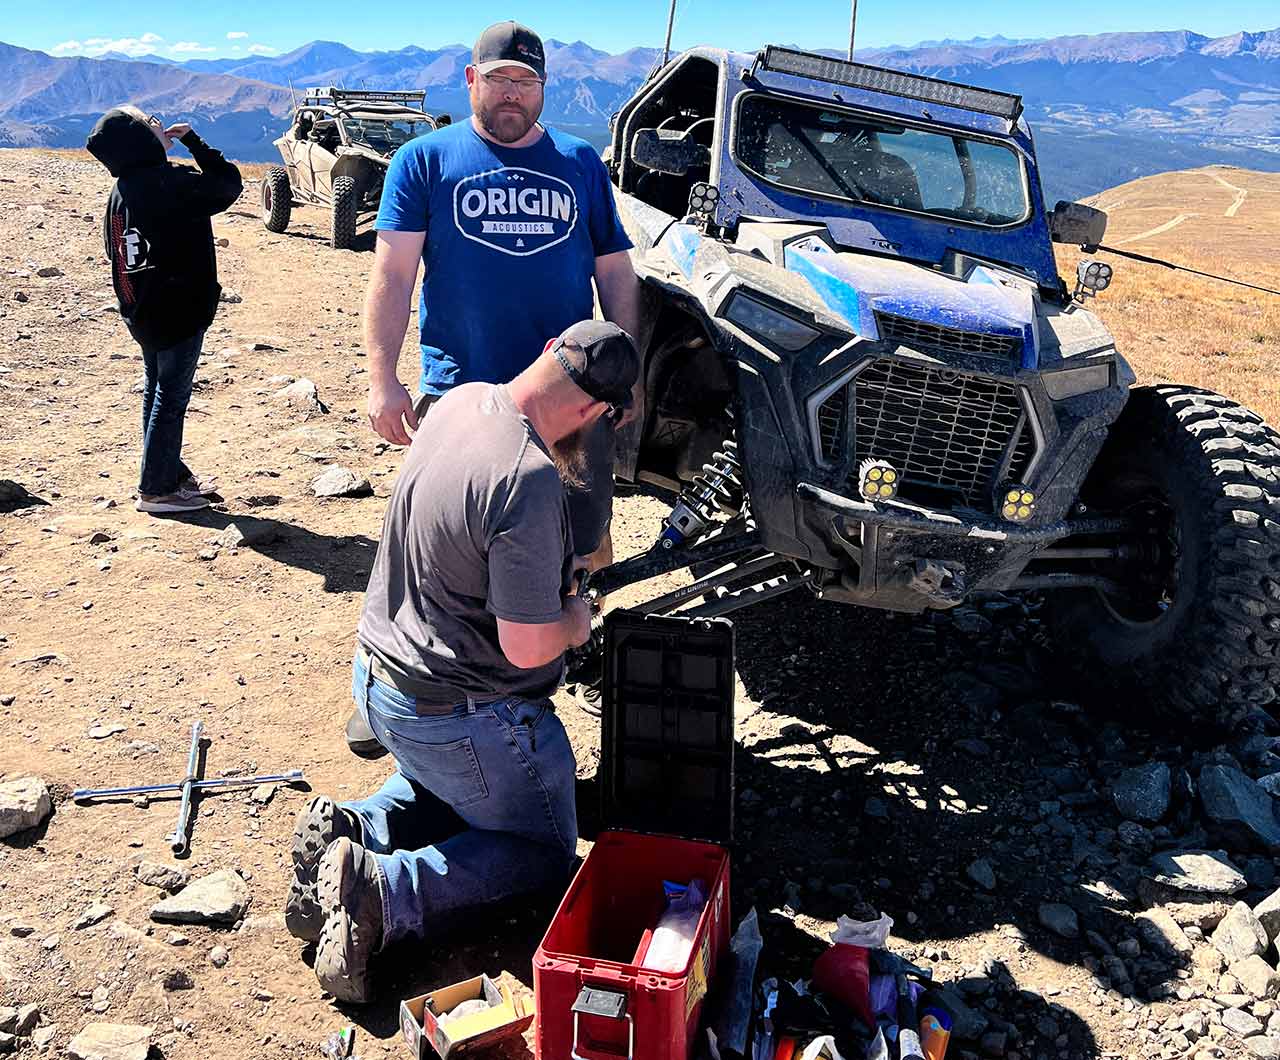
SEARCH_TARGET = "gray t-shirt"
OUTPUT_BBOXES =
[358,383,573,703]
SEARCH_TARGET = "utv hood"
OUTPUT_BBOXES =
[86,109,166,176]
[782,238,1039,368]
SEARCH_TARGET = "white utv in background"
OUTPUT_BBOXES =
[261,87,447,249]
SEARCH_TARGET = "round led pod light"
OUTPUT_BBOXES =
[858,459,899,501]
[1078,258,1113,294]
[1000,484,1036,523]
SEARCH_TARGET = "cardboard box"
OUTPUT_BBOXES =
[400,975,533,1060]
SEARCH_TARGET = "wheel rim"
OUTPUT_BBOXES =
[263,183,273,214]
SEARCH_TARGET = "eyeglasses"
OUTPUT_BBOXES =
[146,114,163,129]
[480,72,544,94]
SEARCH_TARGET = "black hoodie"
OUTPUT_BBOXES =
[86,109,243,353]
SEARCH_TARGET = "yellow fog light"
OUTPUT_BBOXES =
[1000,484,1036,523]
[859,459,899,501]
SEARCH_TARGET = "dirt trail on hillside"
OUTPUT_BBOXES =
[1,149,1273,1060]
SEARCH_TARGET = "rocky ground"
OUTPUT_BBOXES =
[3,148,1280,1060]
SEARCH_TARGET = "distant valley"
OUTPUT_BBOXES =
[3,27,1279,204]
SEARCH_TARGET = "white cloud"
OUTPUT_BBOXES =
[171,41,216,54]
[231,44,242,51]
[227,31,249,39]
[53,34,167,57]
[246,44,277,55]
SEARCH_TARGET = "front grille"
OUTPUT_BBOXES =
[817,387,847,462]
[850,359,1027,505]
[877,311,1022,362]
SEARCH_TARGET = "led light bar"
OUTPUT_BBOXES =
[304,88,426,104]
[759,47,1024,123]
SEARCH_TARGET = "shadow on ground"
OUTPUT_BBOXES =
[155,508,376,593]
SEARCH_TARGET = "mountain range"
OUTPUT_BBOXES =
[3,27,1278,203]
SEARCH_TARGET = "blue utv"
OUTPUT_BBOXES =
[586,46,1280,730]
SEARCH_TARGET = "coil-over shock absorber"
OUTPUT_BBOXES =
[659,439,743,549]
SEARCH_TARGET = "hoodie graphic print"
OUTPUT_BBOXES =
[86,109,242,352]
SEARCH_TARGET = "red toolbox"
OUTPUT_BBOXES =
[535,611,735,1060]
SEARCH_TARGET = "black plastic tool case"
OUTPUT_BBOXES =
[598,610,736,844]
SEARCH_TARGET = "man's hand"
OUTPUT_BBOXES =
[165,122,193,141]
[564,596,593,648]
[368,375,419,446]
[364,231,426,442]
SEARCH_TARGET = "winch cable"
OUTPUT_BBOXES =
[1094,243,1280,298]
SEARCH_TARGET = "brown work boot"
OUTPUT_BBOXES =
[314,837,385,1004]
[285,796,361,943]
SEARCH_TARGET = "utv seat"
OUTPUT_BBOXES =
[867,151,923,211]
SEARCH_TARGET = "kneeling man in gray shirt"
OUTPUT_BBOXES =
[283,320,638,1003]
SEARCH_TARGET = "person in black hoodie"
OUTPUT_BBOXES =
[86,107,243,513]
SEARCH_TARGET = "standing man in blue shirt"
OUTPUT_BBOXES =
[352,21,639,755]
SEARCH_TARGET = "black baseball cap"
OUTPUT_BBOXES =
[551,321,639,407]
[472,21,546,80]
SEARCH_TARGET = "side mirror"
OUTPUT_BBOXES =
[631,128,711,176]
[1049,200,1107,251]
[435,113,452,127]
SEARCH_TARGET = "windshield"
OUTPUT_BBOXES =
[342,116,434,152]
[735,94,1029,227]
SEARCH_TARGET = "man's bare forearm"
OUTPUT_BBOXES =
[596,253,641,341]
[364,267,412,385]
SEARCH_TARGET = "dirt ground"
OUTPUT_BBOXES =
[2,149,1279,1060]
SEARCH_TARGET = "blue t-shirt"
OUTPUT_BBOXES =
[375,120,633,395]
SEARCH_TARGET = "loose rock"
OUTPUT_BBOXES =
[1255,887,1280,945]
[208,945,229,968]
[72,903,114,930]
[273,378,326,414]
[1224,1008,1266,1039]
[1213,902,1270,964]
[1200,766,1280,852]
[1039,902,1080,939]
[161,969,194,991]
[66,1022,152,1060]
[1248,1037,1280,1059]
[1137,908,1194,958]
[13,1005,40,1035]
[1148,849,1248,895]
[215,521,279,549]
[312,466,371,498]
[967,859,997,891]
[135,861,189,893]
[1112,762,1171,822]
[150,869,249,925]
[1233,955,1280,1000]
[0,776,52,838]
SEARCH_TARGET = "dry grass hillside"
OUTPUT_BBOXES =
[1068,165,1280,424]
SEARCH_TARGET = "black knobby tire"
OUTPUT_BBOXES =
[1043,384,1280,733]
[331,176,358,250]
[261,166,291,233]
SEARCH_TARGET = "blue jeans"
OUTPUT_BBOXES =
[343,650,578,945]
[139,331,203,496]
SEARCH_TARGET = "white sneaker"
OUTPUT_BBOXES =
[179,473,218,496]
[135,489,211,514]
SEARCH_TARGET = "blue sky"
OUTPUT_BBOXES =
[7,0,1278,59]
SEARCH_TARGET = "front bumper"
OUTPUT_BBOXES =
[797,482,1076,611]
